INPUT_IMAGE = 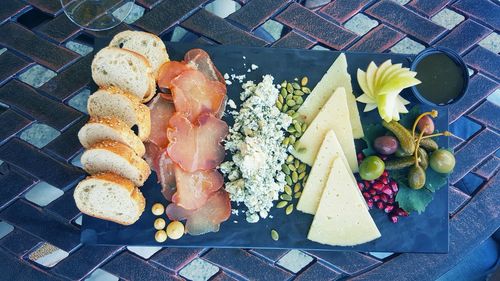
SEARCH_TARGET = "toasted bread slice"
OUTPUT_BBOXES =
[82,140,151,186]
[91,47,155,102]
[87,87,151,141]
[78,116,146,157]
[74,172,145,225]
[109,30,169,80]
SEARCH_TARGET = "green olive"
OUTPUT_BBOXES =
[430,149,455,173]
[359,156,385,180]
[408,165,426,189]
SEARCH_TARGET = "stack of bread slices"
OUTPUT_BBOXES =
[74,31,170,225]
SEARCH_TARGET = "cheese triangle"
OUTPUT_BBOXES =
[297,53,364,138]
[307,157,381,246]
[292,87,359,172]
[297,130,366,215]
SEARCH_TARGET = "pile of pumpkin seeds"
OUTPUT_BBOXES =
[275,77,310,216]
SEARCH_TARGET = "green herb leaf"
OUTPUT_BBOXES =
[425,168,447,192]
[395,182,433,214]
[399,106,420,128]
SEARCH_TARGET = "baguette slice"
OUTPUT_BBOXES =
[82,140,151,186]
[87,87,151,141]
[78,116,146,157]
[74,172,145,225]
[109,30,169,80]
[91,47,155,102]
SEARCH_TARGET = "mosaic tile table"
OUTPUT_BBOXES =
[0,0,498,280]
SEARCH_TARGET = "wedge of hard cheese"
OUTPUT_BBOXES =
[296,53,364,138]
[307,157,381,246]
[292,87,359,172]
[297,130,366,215]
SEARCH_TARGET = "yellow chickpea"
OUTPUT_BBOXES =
[155,230,167,243]
[154,218,166,230]
[166,221,184,240]
[151,203,164,216]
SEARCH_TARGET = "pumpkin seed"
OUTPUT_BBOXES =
[294,131,302,138]
[301,77,308,86]
[282,104,288,112]
[286,83,294,93]
[278,94,284,104]
[301,122,307,132]
[294,90,304,96]
[299,172,306,180]
[291,112,300,119]
[303,174,308,183]
[294,122,302,134]
[287,110,295,116]
[294,192,302,199]
[292,82,301,90]
[286,155,294,164]
[277,201,288,208]
[282,164,290,174]
[302,87,311,94]
[286,99,296,107]
[292,104,301,111]
[280,87,287,97]
[285,204,294,215]
[276,101,282,110]
[294,183,301,193]
[285,175,292,186]
[271,229,279,241]
[287,126,295,133]
[281,80,287,88]
[298,163,307,173]
[292,171,299,183]
[287,164,296,172]
[294,96,304,105]
[289,135,296,144]
[281,193,292,201]
[282,137,289,146]
[284,185,292,195]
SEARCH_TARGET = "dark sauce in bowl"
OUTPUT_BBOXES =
[411,48,469,106]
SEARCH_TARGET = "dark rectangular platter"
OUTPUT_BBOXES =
[81,42,449,253]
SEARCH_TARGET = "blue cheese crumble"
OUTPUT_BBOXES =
[221,75,292,223]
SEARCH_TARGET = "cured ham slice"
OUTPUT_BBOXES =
[157,61,193,90]
[144,141,162,172]
[171,166,223,210]
[166,190,231,235]
[167,112,228,172]
[184,49,225,85]
[147,94,176,149]
[158,150,176,201]
[170,69,226,122]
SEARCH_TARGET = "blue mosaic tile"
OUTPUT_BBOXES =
[65,41,93,56]
[204,0,241,18]
[474,156,500,180]
[179,258,220,281]
[431,8,465,30]
[27,242,69,268]
[468,101,500,132]
[0,165,36,209]
[67,89,90,114]
[390,37,425,54]
[127,246,162,259]
[294,262,342,281]
[276,250,314,274]
[19,123,60,149]
[255,19,286,43]
[24,181,64,207]
[0,227,42,256]
[123,3,146,24]
[449,186,470,215]
[0,249,57,281]
[84,269,119,281]
[103,252,182,280]
[151,248,204,272]
[0,48,6,55]
[0,221,14,240]
[464,46,500,80]
[18,64,57,88]
[369,252,395,260]
[487,89,500,107]
[450,116,482,141]
[344,14,379,36]
[478,32,500,54]
[45,187,80,220]
[454,173,485,195]
[43,115,87,161]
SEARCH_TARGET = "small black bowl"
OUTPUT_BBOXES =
[410,47,469,106]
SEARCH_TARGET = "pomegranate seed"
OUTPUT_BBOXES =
[381,177,389,184]
[390,215,399,223]
[373,182,384,190]
[369,189,377,195]
[377,202,385,209]
[382,171,389,177]
[363,192,370,198]
[372,195,380,202]
[364,180,371,187]
[384,205,394,213]
[387,197,394,204]
[369,180,375,184]
[358,182,365,191]
[382,187,393,196]
[357,153,364,161]
[380,194,388,203]
[367,199,374,209]
[390,182,398,192]
[396,208,409,217]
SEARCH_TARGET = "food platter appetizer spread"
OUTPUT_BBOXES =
[75,31,460,252]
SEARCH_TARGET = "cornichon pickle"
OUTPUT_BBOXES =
[419,138,439,152]
[385,156,414,170]
[408,165,426,189]
[418,148,429,170]
[382,121,415,155]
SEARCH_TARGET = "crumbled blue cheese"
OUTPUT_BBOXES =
[221,75,292,223]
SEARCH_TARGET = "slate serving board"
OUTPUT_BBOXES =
[81,42,449,253]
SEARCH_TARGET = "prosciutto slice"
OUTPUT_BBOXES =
[147,94,176,149]
[184,49,225,85]
[166,190,231,235]
[158,150,176,201]
[171,165,223,210]
[157,61,193,90]
[170,69,226,122]
[167,112,228,172]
